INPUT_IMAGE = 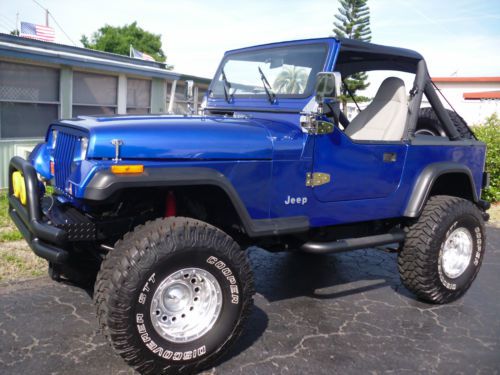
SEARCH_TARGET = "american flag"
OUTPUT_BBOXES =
[130,46,155,62]
[20,21,55,42]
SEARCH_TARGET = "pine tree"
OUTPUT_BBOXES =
[333,0,371,111]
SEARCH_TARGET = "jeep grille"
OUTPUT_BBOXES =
[53,131,79,192]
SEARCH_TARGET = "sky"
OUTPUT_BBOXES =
[1,0,499,82]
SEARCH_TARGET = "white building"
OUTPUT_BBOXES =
[0,33,211,188]
[346,76,500,125]
[431,77,500,125]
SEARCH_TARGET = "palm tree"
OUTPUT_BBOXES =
[272,67,308,94]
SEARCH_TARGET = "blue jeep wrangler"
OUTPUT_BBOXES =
[9,37,490,374]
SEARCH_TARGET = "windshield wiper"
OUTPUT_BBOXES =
[258,67,277,104]
[221,68,233,103]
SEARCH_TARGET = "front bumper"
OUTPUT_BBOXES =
[8,156,69,264]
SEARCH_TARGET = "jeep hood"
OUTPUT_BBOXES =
[57,116,275,160]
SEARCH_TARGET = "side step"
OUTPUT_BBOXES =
[300,231,406,254]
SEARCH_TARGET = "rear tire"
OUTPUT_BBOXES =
[94,217,254,375]
[398,195,485,303]
[416,107,473,139]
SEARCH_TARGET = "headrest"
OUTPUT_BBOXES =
[373,77,406,103]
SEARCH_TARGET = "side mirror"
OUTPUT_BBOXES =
[184,80,194,101]
[314,72,341,103]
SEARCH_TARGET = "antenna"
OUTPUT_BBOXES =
[31,0,77,45]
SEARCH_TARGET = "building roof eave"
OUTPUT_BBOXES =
[433,77,500,83]
[0,41,181,80]
[463,91,500,100]
[0,33,211,83]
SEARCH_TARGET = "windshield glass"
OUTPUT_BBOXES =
[210,43,328,99]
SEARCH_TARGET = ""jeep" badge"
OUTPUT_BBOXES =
[284,196,308,205]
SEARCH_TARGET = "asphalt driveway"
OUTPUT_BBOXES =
[1,226,499,375]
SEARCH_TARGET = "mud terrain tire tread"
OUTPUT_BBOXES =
[94,217,254,375]
[417,107,474,139]
[398,195,485,304]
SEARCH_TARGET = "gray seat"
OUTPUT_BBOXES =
[345,77,408,141]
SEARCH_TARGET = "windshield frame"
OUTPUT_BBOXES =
[208,42,330,101]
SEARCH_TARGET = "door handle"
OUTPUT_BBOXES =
[383,152,397,162]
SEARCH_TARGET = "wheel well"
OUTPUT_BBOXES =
[174,185,246,238]
[90,184,248,244]
[429,173,475,201]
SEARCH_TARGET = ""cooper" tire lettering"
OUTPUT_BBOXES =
[207,256,239,304]
[206,256,217,265]
[474,227,482,266]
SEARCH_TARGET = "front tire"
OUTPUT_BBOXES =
[94,217,254,375]
[398,195,486,303]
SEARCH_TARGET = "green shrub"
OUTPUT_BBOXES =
[473,113,500,203]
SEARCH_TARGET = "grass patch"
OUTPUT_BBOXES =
[0,241,46,282]
[0,191,46,281]
[0,190,22,243]
[0,231,23,242]
[0,190,11,226]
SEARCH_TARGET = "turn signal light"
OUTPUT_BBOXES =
[50,161,55,176]
[111,165,144,174]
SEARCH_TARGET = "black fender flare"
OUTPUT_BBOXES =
[84,167,309,238]
[403,162,478,217]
